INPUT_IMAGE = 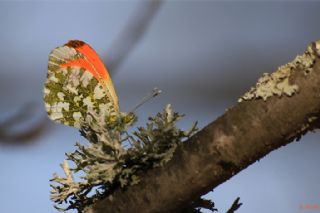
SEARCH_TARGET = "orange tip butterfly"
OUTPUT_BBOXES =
[44,40,126,130]
[44,40,161,131]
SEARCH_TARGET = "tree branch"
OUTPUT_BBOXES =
[85,41,320,213]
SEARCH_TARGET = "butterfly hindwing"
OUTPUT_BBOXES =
[44,40,119,129]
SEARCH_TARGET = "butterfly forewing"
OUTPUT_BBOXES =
[44,40,119,129]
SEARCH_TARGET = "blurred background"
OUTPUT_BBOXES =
[1,1,320,212]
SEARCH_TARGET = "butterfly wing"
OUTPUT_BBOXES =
[44,40,119,129]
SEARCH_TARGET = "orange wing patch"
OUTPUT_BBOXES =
[62,41,119,111]
[44,40,119,129]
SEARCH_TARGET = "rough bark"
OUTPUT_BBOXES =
[85,41,320,213]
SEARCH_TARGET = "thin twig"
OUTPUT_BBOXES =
[226,197,242,213]
[106,0,163,73]
[0,102,50,144]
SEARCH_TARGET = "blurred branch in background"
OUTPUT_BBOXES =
[106,0,162,74]
[0,103,50,145]
[0,0,163,145]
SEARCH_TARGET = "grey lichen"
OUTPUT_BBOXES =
[50,104,198,212]
[238,41,318,102]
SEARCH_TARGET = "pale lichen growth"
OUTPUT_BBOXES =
[50,105,198,212]
[238,41,318,102]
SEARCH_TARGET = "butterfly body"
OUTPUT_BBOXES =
[44,40,127,130]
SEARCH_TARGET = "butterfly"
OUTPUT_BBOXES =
[44,40,131,130]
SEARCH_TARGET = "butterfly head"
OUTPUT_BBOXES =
[103,112,137,132]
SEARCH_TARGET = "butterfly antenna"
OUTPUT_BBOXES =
[130,87,162,112]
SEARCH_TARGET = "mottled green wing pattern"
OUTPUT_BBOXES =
[44,43,119,129]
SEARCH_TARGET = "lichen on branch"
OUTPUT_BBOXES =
[238,41,319,102]
[50,104,198,212]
